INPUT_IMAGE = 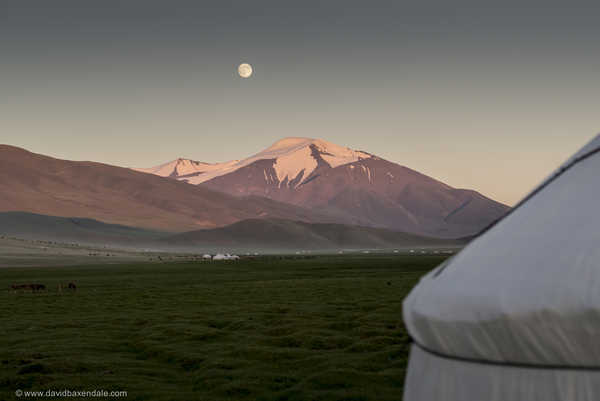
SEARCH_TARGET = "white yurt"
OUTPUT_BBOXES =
[212,254,239,261]
[403,134,600,400]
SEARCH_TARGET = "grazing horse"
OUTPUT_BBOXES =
[10,284,45,292]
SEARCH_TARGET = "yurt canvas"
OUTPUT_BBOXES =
[403,134,600,401]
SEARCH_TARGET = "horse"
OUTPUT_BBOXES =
[10,284,45,292]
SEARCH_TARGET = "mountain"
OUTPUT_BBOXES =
[0,211,465,253]
[162,218,466,251]
[0,145,350,232]
[138,137,509,237]
[0,211,163,245]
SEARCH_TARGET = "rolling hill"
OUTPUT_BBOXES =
[162,218,466,251]
[0,211,465,252]
[0,211,164,245]
[0,145,350,232]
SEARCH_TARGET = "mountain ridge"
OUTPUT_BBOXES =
[0,211,466,252]
[0,144,353,232]
[162,218,466,251]
[134,137,372,186]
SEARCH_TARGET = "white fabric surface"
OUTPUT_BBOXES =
[404,345,600,401]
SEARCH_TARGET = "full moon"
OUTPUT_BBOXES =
[238,63,253,78]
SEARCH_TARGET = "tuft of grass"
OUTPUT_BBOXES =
[0,255,444,400]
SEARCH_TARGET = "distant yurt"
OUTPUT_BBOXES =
[403,134,600,401]
[212,254,239,261]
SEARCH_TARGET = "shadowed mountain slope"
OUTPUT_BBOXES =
[162,218,466,251]
[0,211,164,245]
[0,145,350,232]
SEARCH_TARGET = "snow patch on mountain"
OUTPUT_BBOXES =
[135,137,373,186]
[134,160,182,177]
[273,145,317,187]
[134,158,238,178]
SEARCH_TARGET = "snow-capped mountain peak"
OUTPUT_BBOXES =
[249,137,371,185]
[261,137,370,167]
[135,137,372,186]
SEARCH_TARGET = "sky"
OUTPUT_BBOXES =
[1,0,599,206]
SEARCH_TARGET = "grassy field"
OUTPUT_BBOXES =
[0,255,444,401]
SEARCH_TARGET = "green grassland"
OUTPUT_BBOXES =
[0,255,444,401]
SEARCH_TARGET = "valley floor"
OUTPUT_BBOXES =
[0,255,445,401]
[0,236,200,268]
